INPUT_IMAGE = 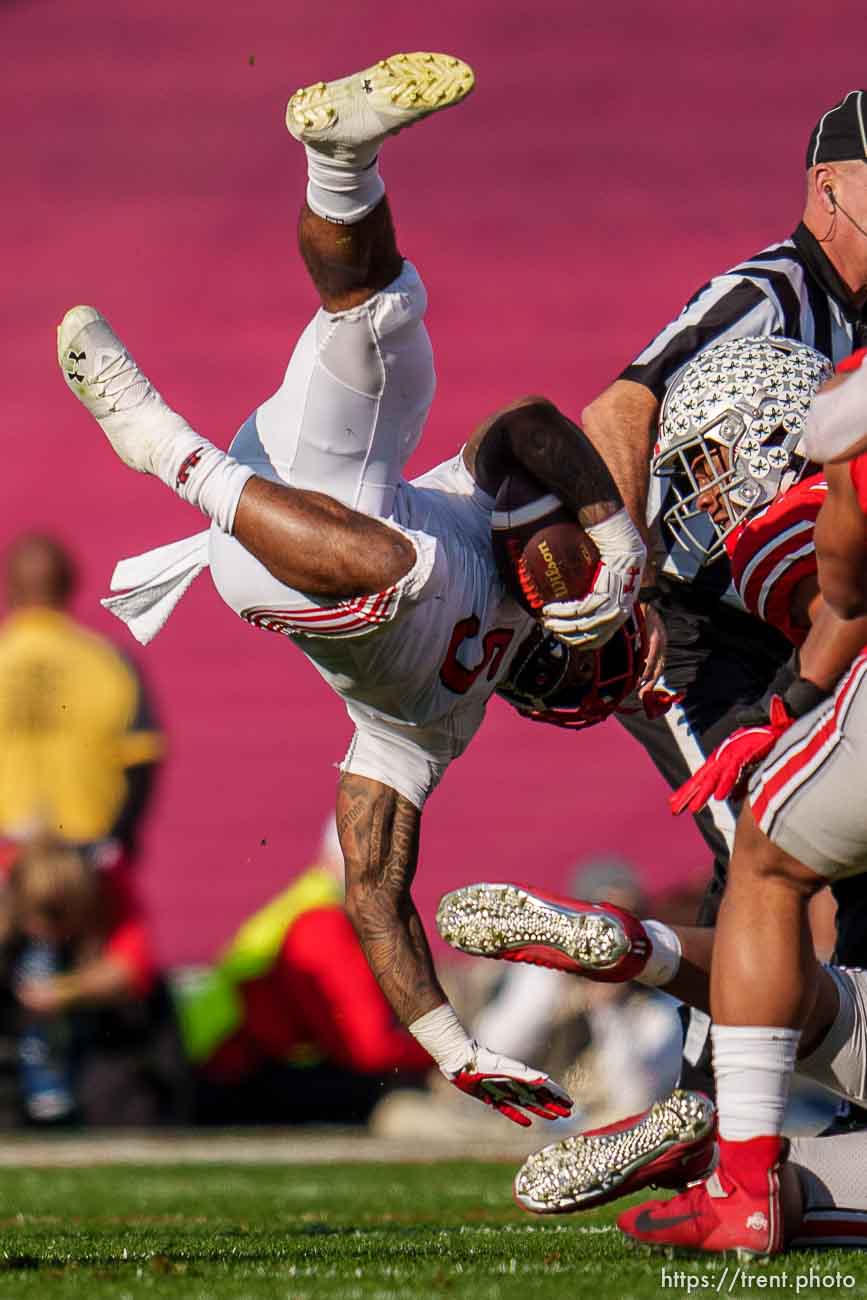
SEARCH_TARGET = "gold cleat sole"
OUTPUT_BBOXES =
[286,51,475,140]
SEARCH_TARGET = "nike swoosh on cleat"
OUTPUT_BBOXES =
[633,1209,700,1233]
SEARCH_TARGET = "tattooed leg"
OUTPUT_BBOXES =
[336,772,445,1026]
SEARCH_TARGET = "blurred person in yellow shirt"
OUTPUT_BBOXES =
[0,534,163,852]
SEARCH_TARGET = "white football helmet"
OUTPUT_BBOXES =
[652,336,833,563]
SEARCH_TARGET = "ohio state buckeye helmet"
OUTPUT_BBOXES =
[653,336,833,562]
[497,609,648,730]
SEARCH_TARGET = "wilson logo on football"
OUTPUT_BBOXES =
[536,540,569,600]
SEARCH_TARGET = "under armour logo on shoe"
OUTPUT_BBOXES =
[66,350,86,382]
[362,78,373,94]
[746,1211,769,1232]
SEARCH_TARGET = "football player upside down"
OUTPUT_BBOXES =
[57,52,668,1126]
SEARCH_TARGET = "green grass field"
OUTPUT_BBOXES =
[0,1162,863,1299]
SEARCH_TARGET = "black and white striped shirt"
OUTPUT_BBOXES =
[623,223,867,589]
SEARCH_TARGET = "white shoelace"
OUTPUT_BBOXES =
[93,349,149,412]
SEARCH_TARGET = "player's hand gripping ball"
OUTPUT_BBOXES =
[491,470,600,614]
[491,469,646,648]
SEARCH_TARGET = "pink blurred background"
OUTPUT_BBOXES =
[6,0,867,963]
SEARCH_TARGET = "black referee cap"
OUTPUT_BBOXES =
[807,90,867,168]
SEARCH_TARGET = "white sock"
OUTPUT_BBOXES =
[713,1024,800,1141]
[142,418,254,535]
[305,147,385,224]
[409,1003,474,1075]
[636,919,682,987]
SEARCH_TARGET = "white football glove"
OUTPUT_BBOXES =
[446,1044,574,1127]
[542,508,646,649]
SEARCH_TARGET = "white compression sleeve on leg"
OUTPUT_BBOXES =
[305,149,385,224]
[803,361,867,462]
[142,425,253,536]
[101,390,255,535]
[168,444,254,534]
[713,1024,800,1141]
[409,1003,474,1075]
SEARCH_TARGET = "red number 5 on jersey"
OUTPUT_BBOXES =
[439,616,514,695]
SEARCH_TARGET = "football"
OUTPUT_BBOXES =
[491,469,600,614]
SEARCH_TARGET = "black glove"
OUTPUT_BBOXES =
[735,650,831,729]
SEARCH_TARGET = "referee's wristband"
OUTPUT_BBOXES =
[777,649,832,719]
[781,675,832,720]
[638,585,662,604]
[737,651,831,727]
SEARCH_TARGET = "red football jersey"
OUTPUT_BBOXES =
[726,473,826,647]
[728,351,867,642]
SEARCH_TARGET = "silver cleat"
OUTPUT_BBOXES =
[515,1090,717,1214]
[436,882,647,979]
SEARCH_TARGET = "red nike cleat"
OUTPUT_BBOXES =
[618,1135,786,1258]
[435,882,651,981]
[514,1090,716,1214]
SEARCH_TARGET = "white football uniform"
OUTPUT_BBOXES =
[207,260,533,807]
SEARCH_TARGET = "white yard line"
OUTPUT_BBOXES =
[0,1130,533,1167]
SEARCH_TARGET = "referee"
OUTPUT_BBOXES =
[582,91,867,1073]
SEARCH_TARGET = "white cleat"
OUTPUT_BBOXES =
[57,306,188,476]
[286,51,475,163]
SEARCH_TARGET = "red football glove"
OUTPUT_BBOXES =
[448,1046,573,1127]
[669,696,795,816]
[640,687,684,720]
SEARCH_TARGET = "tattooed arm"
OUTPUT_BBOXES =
[335,770,574,1124]
[336,771,444,1025]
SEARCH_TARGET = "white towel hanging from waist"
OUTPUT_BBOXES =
[101,530,211,645]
